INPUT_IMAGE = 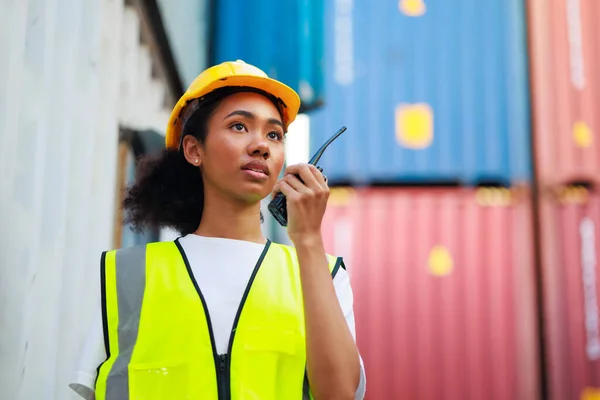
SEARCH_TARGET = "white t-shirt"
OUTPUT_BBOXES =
[69,235,366,399]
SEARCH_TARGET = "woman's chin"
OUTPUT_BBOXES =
[234,187,271,204]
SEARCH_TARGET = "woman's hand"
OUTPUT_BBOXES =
[271,163,329,242]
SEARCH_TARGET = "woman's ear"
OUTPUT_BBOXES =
[182,135,203,167]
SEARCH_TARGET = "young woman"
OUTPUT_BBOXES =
[69,60,366,399]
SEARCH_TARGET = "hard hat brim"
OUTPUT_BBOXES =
[166,74,301,150]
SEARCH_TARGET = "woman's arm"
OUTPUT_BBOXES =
[295,235,361,400]
[274,163,361,400]
[69,307,105,400]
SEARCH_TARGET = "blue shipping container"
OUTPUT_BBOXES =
[310,0,531,186]
[213,0,325,111]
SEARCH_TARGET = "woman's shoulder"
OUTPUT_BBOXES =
[100,241,182,270]
[103,240,178,255]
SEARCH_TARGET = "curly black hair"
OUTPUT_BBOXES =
[123,88,282,236]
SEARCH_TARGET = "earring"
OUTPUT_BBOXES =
[195,159,199,164]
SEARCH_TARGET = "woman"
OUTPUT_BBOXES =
[70,60,366,399]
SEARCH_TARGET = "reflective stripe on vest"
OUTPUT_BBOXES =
[95,240,343,400]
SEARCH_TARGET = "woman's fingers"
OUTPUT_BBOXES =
[283,173,310,194]
[285,164,326,189]
[277,180,297,199]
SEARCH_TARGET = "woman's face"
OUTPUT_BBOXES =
[196,91,286,203]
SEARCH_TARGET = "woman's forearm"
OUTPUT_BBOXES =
[294,234,360,400]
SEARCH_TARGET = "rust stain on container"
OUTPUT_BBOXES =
[539,188,600,400]
[322,188,540,399]
[528,0,600,186]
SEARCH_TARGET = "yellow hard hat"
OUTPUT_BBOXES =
[165,60,301,150]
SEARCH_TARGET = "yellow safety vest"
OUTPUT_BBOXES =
[95,239,343,400]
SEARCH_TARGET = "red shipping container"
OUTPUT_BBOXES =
[528,0,600,187]
[322,187,540,400]
[539,187,600,400]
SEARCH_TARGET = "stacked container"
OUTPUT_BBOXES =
[528,0,600,188]
[321,187,540,399]
[528,1,600,398]
[212,0,325,111]
[537,187,600,400]
[310,0,531,186]
[312,0,541,398]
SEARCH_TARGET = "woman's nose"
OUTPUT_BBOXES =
[248,135,270,159]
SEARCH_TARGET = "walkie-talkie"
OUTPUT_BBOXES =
[268,126,347,227]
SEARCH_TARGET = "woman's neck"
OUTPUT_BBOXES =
[194,192,266,244]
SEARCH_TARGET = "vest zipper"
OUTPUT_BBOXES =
[217,353,229,399]
[176,239,271,400]
[221,241,271,400]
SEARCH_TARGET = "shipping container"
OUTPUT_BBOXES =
[0,1,176,398]
[212,0,325,111]
[321,187,540,399]
[539,187,600,400]
[528,0,600,187]
[309,0,531,186]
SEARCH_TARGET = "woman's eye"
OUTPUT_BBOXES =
[268,131,283,140]
[232,123,246,131]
